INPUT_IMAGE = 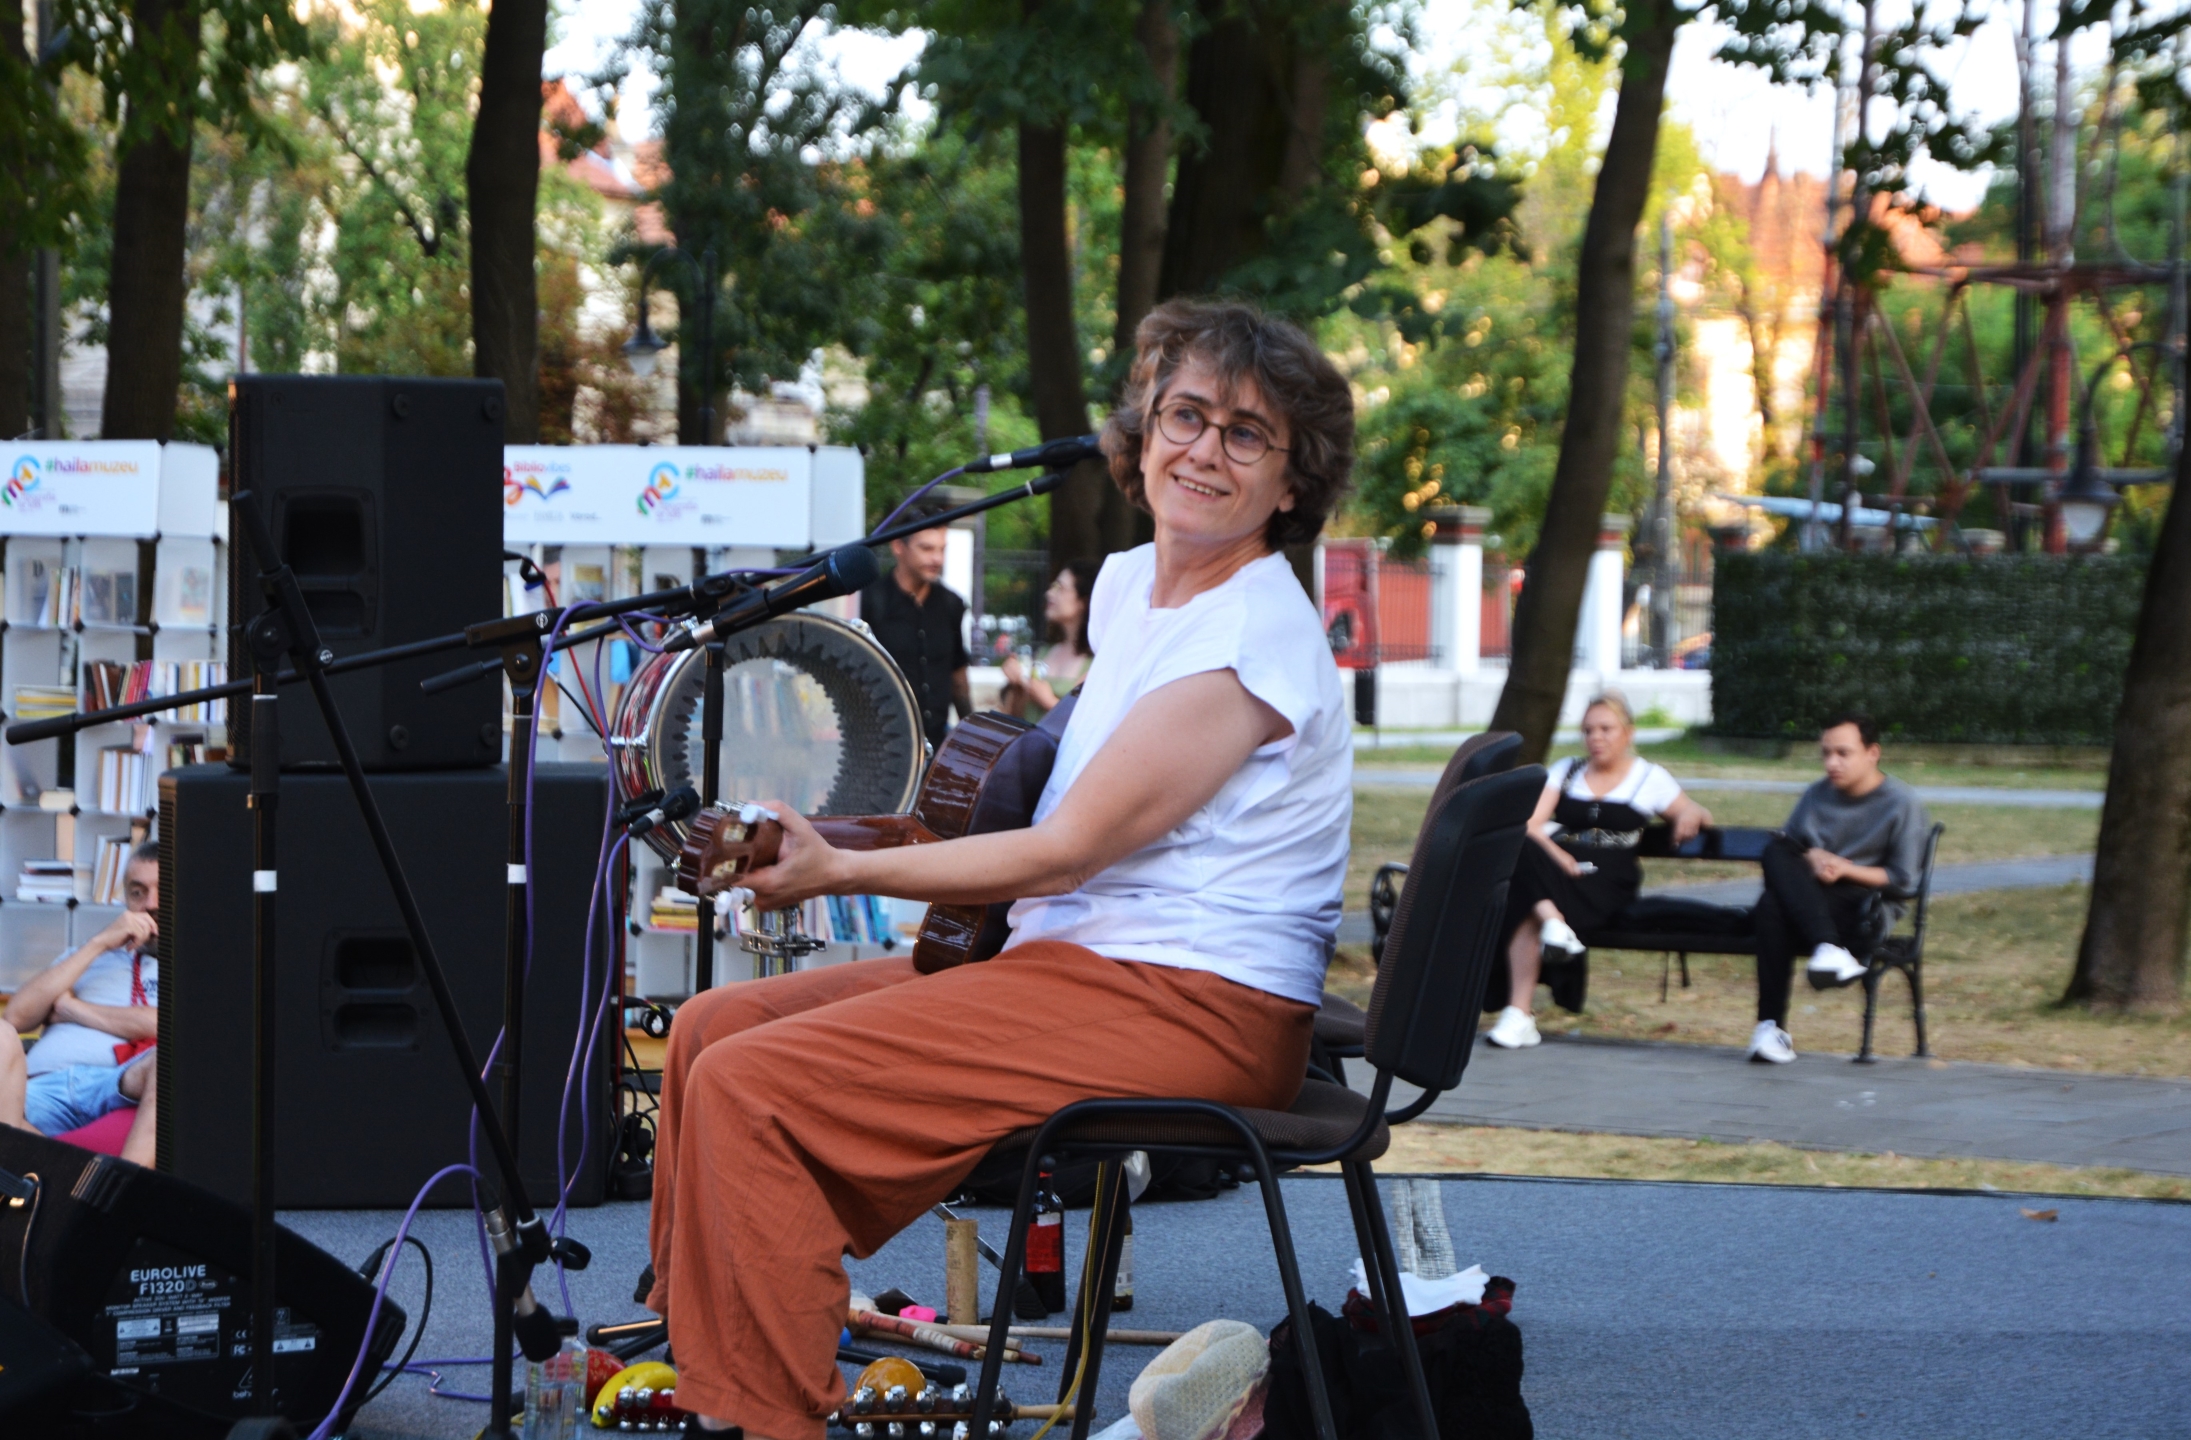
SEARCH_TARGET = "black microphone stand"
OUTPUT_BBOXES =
[232,492,562,1427]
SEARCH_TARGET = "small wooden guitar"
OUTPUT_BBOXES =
[675,709,1060,974]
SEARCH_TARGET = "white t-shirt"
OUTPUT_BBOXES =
[1546,757,1683,820]
[24,947,157,1076]
[1004,545,1351,1007]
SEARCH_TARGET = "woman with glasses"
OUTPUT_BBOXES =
[643,300,1358,1440]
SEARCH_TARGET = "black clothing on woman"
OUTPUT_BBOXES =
[1490,759,1660,1014]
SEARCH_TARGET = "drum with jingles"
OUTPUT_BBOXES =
[610,612,927,862]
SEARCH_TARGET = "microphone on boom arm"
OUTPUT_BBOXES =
[627,786,700,839]
[963,434,1103,474]
[662,543,880,653]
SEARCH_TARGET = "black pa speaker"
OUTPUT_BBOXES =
[226,375,505,771]
[0,1128,402,1437]
[156,764,616,1209]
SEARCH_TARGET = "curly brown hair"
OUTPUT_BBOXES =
[1100,299,1354,550]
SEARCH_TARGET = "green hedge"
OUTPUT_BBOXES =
[1710,553,2147,745]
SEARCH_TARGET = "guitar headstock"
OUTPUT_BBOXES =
[675,803,785,898]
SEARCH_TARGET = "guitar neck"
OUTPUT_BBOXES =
[807,815,947,851]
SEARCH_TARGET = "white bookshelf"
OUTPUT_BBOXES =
[0,444,226,992]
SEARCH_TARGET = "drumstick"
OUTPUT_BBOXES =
[850,1309,1042,1365]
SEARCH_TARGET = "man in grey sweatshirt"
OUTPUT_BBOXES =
[1748,712,1932,1064]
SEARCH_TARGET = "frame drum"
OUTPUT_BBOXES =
[610,613,926,861]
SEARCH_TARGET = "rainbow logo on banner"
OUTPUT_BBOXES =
[504,468,572,507]
[5,456,40,507]
[636,463,681,515]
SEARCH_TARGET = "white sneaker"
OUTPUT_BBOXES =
[1486,1006,1542,1049]
[1748,1020,1796,1064]
[1806,943,1868,989]
[1539,916,1586,955]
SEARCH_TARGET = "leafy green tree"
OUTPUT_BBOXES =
[49,0,310,439]
[1489,0,2002,761]
[1,0,91,436]
[614,0,888,443]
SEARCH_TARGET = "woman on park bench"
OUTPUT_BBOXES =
[1485,691,1713,1050]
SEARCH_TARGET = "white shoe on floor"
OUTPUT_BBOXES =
[1486,1006,1542,1049]
[1806,942,1868,989]
[1747,1020,1796,1064]
[1539,916,1586,954]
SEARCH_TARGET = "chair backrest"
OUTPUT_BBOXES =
[1904,822,1947,942]
[1430,731,1524,809]
[1362,764,1544,1093]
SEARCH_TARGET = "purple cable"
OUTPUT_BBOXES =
[872,465,967,538]
[616,614,669,655]
[306,1163,483,1440]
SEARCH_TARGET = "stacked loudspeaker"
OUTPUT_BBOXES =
[157,376,614,1207]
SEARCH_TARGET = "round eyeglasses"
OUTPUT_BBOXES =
[1154,402,1289,466]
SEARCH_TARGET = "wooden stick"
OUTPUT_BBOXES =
[930,1324,1183,1347]
[850,1309,1042,1365]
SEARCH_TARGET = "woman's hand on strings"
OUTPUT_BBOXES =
[739,805,847,911]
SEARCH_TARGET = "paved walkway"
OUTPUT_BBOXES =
[1356,768,2104,808]
[1359,1035,2191,1176]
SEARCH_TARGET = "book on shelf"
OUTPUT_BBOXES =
[12,684,78,721]
[90,836,135,904]
[171,564,213,626]
[17,557,77,628]
[80,660,228,722]
[95,743,155,815]
[17,859,77,904]
[80,568,138,626]
[649,887,699,932]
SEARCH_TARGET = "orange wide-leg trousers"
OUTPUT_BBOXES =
[645,941,1313,1439]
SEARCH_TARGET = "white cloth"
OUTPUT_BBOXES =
[1548,756,1683,818]
[1004,545,1351,1007]
[24,948,156,1077]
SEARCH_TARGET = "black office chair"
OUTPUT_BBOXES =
[968,764,1545,1440]
[1315,730,1526,1085]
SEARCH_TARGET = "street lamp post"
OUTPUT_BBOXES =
[625,244,719,444]
[2059,343,2170,553]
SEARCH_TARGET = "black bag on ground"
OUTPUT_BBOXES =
[1261,1288,1532,1440]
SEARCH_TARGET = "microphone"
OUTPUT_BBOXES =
[963,434,1103,474]
[628,786,700,839]
[664,543,880,653]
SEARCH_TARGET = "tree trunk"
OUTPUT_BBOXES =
[1158,7,1287,298]
[2065,438,2191,1008]
[467,0,546,442]
[0,254,24,441]
[0,0,27,439]
[1111,0,1176,366]
[1487,0,1679,761]
[1021,117,1117,568]
[99,0,198,441]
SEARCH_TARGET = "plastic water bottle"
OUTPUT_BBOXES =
[522,1336,584,1440]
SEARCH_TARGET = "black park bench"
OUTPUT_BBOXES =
[1372,821,1947,1063]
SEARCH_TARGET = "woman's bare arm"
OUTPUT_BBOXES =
[740,669,1291,909]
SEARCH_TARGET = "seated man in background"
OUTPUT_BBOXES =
[0,840,161,1162]
[1749,714,1930,1065]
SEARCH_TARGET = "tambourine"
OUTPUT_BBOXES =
[609,613,926,861]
